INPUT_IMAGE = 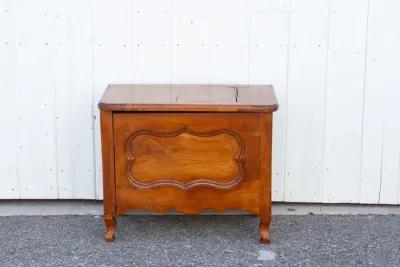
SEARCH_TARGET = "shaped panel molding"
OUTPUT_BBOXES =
[124,127,245,190]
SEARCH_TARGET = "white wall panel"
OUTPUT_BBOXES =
[0,0,19,198]
[132,0,171,83]
[250,0,290,11]
[209,0,250,84]
[0,0,399,204]
[377,0,400,205]
[171,0,211,83]
[249,6,289,201]
[361,0,400,204]
[15,0,58,198]
[284,0,329,202]
[54,0,95,199]
[322,0,368,203]
[93,0,133,199]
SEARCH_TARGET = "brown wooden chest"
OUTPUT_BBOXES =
[98,84,278,243]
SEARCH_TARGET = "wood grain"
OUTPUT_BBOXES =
[99,85,277,243]
[98,84,278,112]
[100,110,116,241]
[124,127,244,190]
[113,113,261,215]
[259,113,273,244]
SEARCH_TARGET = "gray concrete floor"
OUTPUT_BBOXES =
[1,214,400,266]
[1,200,400,216]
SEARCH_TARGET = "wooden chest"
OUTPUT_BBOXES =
[98,84,278,243]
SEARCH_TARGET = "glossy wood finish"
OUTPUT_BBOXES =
[100,110,116,242]
[260,113,273,244]
[99,84,277,243]
[99,84,278,112]
[124,127,243,189]
[114,113,260,215]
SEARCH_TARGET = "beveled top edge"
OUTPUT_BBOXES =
[98,84,278,112]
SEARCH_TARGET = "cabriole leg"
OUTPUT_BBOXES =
[259,112,273,244]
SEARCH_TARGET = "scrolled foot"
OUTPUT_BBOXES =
[104,229,116,242]
[259,221,271,244]
[104,215,116,242]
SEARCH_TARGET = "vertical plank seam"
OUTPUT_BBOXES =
[90,0,97,200]
[15,1,21,199]
[359,0,371,203]
[169,0,173,84]
[14,1,21,199]
[10,1,21,199]
[282,0,292,202]
[320,0,331,203]
[53,0,60,199]
[51,1,58,198]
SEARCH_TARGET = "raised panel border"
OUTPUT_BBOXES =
[124,127,245,190]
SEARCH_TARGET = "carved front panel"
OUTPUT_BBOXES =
[113,112,261,213]
[124,128,244,190]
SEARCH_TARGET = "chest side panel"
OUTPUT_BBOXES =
[113,112,261,214]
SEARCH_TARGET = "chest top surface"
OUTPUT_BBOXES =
[98,84,278,112]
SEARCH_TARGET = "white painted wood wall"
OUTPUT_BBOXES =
[1,0,399,204]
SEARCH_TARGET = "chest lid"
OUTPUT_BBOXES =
[98,84,278,112]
